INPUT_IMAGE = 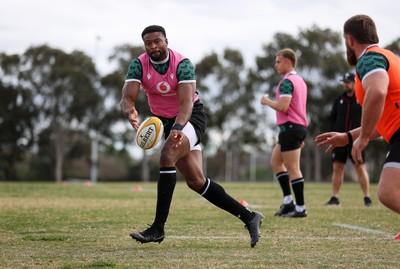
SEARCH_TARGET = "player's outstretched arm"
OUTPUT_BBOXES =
[315,132,349,153]
[120,81,140,129]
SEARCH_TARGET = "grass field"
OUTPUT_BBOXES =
[0,181,399,269]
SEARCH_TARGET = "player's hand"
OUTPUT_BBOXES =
[260,94,269,105]
[129,107,139,130]
[315,132,348,153]
[170,130,184,148]
[352,136,368,165]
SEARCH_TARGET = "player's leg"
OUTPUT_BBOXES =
[326,147,346,206]
[376,139,400,214]
[271,143,290,191]
[176,149,205,192]
[281,147,302,179]
[177,149,264,247]
[354,162,371,206]
[271,143,295,216]
[177,149,253,220]
[271,143,286,173]
[279,127,307,218]
[130,127,191,244]
[353,150,372,206]
[281,147,307,217]
[377,166,400,213]
[332,161,345,198]
[327,161,345,205]
[152,135,190,227]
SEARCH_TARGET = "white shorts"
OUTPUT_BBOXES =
[182,122,202,151]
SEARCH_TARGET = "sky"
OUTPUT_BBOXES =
[1,0,400,75]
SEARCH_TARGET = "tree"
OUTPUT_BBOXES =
[0,77,36,180]
[385,38,400,55]
[195,49,266,180]
[197,49,265,144]
[103,44,156,182]
[17,45,101,182]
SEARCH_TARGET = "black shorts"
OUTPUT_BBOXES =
[278,122,307,152]
[156,99,207,145]
[384,128,400,166]
[332,145,366,164]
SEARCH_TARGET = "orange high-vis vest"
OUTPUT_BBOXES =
[355,46,400,143]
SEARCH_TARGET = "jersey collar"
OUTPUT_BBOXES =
[284,70,297,78]
[150,50,170,65]
[359,44,379,59]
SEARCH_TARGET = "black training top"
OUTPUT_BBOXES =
[330,93,362,132]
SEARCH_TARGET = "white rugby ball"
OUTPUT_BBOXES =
[135,116,164,150]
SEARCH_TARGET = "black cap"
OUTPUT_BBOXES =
[341,72,355,82]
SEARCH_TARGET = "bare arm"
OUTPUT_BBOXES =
[175,82,195,126]
[120,81,141,129]
[169,82,195,147]
[260,95,291,113]
[315,129,358,153]
[315,126,382,152]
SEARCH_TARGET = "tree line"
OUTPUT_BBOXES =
[1,25,399,182]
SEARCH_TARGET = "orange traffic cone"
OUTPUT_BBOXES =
[134,186,143,192]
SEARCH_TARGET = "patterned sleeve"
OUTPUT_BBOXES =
[177,58,196,83]
[279,79,294,97]
[356,52,389,81]
[125,58,143,82]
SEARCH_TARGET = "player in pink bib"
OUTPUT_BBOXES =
[261,48,308,218]
[120,25,263,247]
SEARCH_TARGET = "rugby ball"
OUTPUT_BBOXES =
[135,116,164,150]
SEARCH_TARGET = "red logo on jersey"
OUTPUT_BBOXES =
[157,82,171,94]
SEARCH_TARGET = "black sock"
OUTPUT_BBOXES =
[199,178,254,223]
[276,172,291,197]
[153,167,176,231]
[291,178,305,206]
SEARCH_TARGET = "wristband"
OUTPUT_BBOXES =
[171,123,183,131]
[346,131,353,145]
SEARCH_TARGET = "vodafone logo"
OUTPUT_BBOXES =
[157,82,171,94]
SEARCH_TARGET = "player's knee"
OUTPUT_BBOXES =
[271,159,282,170]
[332,165,343,173]
[286,164,300,175]
[377,186,392,206]
[377,191,385,205]
[159,148,178,167]
[186,177,205,192]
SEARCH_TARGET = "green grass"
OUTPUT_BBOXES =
[0,181,399,269]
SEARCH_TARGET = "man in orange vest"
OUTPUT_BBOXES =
[316,15,400,222]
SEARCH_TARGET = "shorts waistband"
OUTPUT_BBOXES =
[278,122,307,132]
